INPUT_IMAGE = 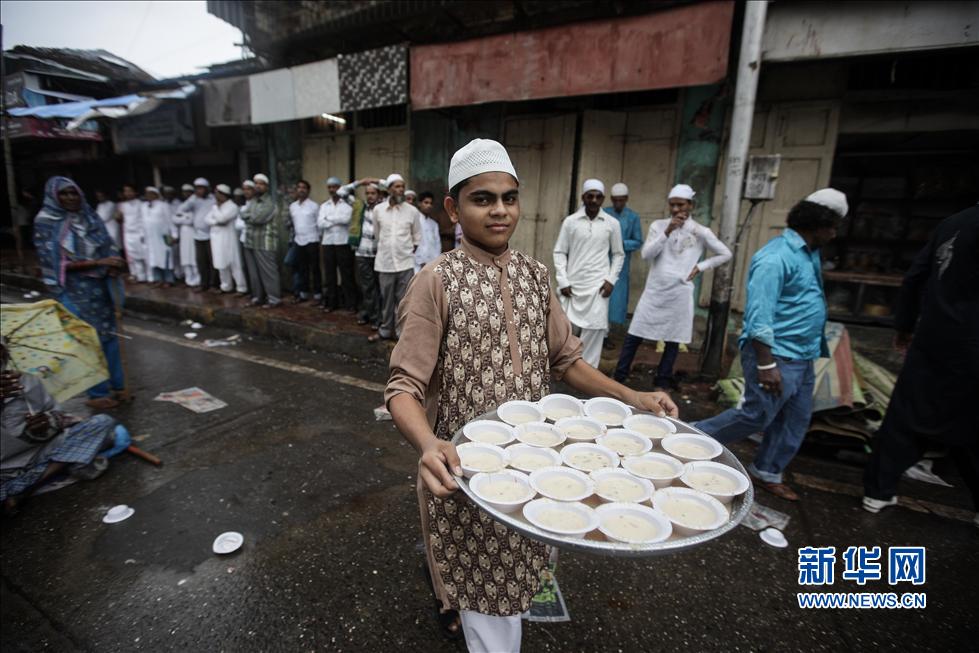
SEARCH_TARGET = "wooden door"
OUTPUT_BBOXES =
[302,134,350,204]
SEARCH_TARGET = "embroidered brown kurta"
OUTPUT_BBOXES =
[386,239,582,616]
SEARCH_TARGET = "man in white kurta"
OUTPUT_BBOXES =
[413,192,441,272]
[171,184,200,287]
[94,190,119,247]
[118,183,147,282]
[142,187,176,286]
[206,184,248,294]
[612,184,732,387]
[163,186,184,281]
[553,178,625,368]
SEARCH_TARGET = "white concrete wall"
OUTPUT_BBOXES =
[764,1,979,62]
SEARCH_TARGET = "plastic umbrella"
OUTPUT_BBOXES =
[0,299,108,402]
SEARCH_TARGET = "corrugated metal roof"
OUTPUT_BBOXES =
[4,46,155,83]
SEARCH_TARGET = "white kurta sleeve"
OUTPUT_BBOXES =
[552,218,571,289]
[641,222,668,261]
[695,225,733,272]
[605,220,625,285]
[316,203,332,230]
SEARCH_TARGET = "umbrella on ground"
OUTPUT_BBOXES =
[1,299,108,402]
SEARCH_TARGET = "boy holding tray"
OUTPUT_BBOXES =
[386,139,678,652]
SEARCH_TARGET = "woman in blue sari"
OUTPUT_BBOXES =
[33,177,127,410]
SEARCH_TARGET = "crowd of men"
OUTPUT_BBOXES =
[90,173,443,339]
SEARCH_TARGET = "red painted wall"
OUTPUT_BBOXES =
[411,1,734,110]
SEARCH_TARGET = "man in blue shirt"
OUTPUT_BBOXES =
[695,188,847,501]
[604,183,643,347]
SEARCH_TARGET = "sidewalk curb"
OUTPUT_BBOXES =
[1,271,394,365]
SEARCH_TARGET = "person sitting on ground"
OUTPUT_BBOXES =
[1,340,119,516]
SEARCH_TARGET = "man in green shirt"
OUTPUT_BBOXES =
[240,173,282,308]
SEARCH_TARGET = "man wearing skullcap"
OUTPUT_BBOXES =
[553,178,625,367]
[176,178,218,291]
[385,138,677,649]
[172,183,202,286]
[695,188,848,502]
[205,184,248,294]
[162,186,184,281]
[604,182,644,336]
[240,173,282,307]
[367,173,423,341]
[317,176,357,312]
[612,184,731,388]
[141,186,177,287]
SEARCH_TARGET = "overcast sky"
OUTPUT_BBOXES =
[1,0,244,79]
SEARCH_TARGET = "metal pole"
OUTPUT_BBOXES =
[1,26,25,267]
[700,0,768,378]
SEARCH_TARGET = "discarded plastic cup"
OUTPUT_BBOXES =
[191,322,203,330]
[103,504,135,524]
[212,531,244,555]
[760,527,788,548]
[184,332,198,339]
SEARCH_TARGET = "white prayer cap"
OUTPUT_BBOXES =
[215,183,231,195]
[805,188,848,217]
[668,184,695,200]
[242,180,256,189]
[386,173,404,186]
[145,186,160,196]
[405,189,416,197]
[181,183,194,192]
[367,182,379,190]
[253,173,270,184]
[582,178,605,195]
[611,182,629,197]
[193,177,210,187]
[233,188,245,196]
[326,176,342,186]
[448,138,518,190]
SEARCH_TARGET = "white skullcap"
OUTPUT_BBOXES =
[405,189,416,197]
[145,186,160,195]
[215,183,231,195]
[253,174,269,184]
[181,183,194,192]
[582,179,605,195]
[326,176,342,186]
[805,188,848,217]
[611,182,629,197]
[193,177,209,187]
[242,180,256,189]
[367,182,379,190]
[448,138,518,189]
[386,173,404,186]
[233,188,245,196]
[668,184,695,200]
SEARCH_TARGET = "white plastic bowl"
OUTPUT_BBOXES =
[456,442,509,478]
[537,394,583,422]
[595,502,673,544]
[583,397,632,426]
[661,433,723,463]
[497,400,544,426]
[514,421,566,448]
[596,429,653,457]
[589,468,654,504]
[554,416,606,442]
[522,498,598,537]
[621,452,685,489]
[470,470,536,514]
[462,420,516,446]
[505,443,562,473]
[679,461,749,505]
[529,466,594,502]
[560,442,620,473]
[652,486,728,536]
[623,414,677,440]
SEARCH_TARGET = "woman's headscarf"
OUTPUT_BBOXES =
[33,176,118,292]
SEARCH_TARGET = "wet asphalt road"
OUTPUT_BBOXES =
[1,305,976,652]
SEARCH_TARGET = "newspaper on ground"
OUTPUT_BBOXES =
[373,405,392,421]
[525,560,570,622]
[154,387,227,413]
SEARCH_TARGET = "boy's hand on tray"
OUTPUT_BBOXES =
[628,390,679,418]
[420,439,464,498]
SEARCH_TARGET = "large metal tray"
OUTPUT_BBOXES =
[451,410,753,557]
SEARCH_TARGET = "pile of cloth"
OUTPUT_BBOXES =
[715,322,897,450]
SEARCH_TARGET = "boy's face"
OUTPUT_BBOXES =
[444,171,519,254]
